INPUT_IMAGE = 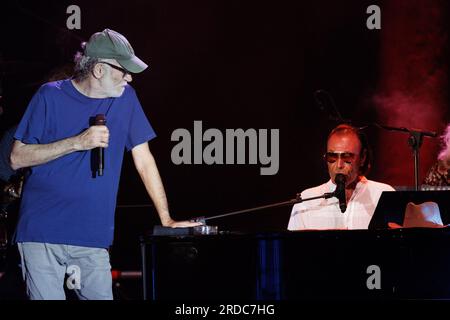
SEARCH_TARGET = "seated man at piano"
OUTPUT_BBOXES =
[288,124,395,230]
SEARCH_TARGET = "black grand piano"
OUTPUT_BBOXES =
[141,228,450,300]
[140,190,450,300]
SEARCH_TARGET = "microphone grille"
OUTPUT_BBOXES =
[335,174,346,184]
[95,114,106,125]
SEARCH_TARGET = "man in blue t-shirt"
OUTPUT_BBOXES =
[10,29,201,300]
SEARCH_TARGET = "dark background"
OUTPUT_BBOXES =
[0,0,448,298]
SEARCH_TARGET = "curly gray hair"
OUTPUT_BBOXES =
[438,124,450,161]
[73,42,99,81]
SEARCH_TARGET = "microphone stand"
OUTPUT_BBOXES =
[152,192,336,236]
[196,192,335,224]
[371,123,437,191]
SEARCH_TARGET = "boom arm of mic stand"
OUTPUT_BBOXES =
[371,123,438,191]
[373,123,437,138]
[152,192,336,236]
[192,192,335,223]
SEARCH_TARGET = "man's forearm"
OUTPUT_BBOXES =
[150,181,172,225]
[132,143,202,228]
[10,137,80,170]
[132,145,172,225]
[138,160,172,225]
[10,125,109,171]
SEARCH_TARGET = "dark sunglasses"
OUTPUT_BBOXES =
[98,62,130,78]
[324,152,356,164]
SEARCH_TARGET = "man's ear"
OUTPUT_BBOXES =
[92,63,104,79]
[359,149,367,171]
[361,148,367,163]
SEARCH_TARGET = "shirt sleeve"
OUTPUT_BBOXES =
[288,203,307,230]
[125,89,157,151]
[14,89,47,144]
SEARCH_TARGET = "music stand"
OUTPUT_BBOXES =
[368,190,450,230]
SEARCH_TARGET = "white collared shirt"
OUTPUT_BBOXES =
[287,177,395,230]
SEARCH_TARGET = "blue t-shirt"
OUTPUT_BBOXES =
[13,79,156,248]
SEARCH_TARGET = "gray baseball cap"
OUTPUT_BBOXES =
[85,29,148,73]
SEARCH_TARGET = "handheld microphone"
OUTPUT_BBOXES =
[334,174,347,213]
[94,114,106,176]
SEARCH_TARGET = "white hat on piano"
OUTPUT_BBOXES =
[388,201,447,229]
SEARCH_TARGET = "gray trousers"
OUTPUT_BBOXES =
[18,242,113,300]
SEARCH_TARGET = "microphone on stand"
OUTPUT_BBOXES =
[94,114,106,176]
[334,174,347,213]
